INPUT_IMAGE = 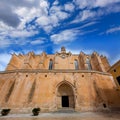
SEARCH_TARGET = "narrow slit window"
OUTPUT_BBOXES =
[86,58,92,70]
[49,59,53,70]
[74,60,79,70]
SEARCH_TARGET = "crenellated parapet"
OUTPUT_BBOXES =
[90,52,107,72]
[100,55,110,71]
[5,47,110,72]
[6,53,24,70]
[78,52,86,69]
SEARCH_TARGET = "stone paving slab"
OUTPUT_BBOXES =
[0,112,120,120]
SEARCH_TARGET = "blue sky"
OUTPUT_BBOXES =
[0,0,120,71]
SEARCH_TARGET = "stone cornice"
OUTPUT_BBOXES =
[0,69,111,76]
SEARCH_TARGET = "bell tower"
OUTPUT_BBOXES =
[61,46,66,53]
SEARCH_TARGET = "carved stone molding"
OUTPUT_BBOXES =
[55,47,72,59]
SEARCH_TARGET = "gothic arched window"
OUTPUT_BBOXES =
[49,59,53,70]
[74,59,79,70]
[86,58,92,70]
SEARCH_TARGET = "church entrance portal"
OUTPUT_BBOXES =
[57,82,75,109]
[62,96,69,107]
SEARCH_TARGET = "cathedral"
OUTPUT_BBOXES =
[0,47,120,113]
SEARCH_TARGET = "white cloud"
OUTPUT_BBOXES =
[39,0,49,8]
[0,3,41,40]
[50,5,62,13]
[50,15,59,26]
[39,0,49,15]
[94,0,120,8]
[42,25,53,33]
[74,0,120,9]
[0,21,13,31]
[36,16,51,26]
[36,15,57,33]
[71,10,96,23]
[50,5,69,20]
[64,3,75,12]
[74,0,93,9]
[50,29,79,44]
[81,10,96,21]
[16,7,42,29]
[0,53,11,71]
[0,37,11,48]
[26,0,34,2]
[30,39,44,45]
[14,0,50,31]
[35,5,69,33]
[53,0,59,5]
[106,26,120,34]
[0,0,120,52]
[79,21,98,29]
[72,3,120,24]
[56,11,69,20]
[50,27,97,44]
[0,0,69,44]
[9,29,38,38]
[72,0,120,23]
[36,14,59,28]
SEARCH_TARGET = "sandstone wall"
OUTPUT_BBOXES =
[0,70,120,112]
[6,51,110,73]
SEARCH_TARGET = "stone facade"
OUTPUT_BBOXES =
[108,60,120,89]
[0,47,120,113]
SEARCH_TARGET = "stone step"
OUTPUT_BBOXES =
[54,108,75,113]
